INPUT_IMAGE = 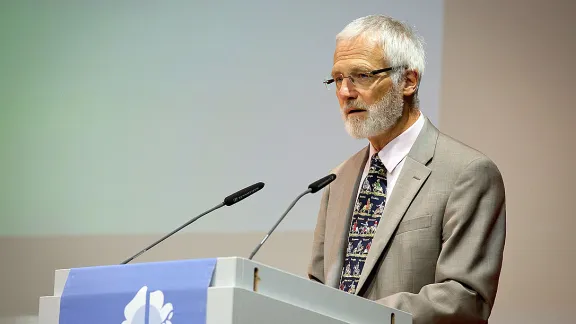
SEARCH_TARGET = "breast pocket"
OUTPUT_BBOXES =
[395,215,432,235]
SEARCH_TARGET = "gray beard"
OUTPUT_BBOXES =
[342,86,404,139]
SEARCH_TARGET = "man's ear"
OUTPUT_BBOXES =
[403,70,419,96]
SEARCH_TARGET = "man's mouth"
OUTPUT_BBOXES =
[347,109,366,115]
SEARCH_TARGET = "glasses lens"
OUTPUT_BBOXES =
[351,73,373,88]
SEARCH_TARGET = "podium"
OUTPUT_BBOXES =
[38,257,411,324]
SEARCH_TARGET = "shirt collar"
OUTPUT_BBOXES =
[369,112,426,173]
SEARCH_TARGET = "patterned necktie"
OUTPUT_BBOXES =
[338,153,387,294]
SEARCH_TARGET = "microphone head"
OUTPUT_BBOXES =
[223,182,265,206]
[308,174,337,193]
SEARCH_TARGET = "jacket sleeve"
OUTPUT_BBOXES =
[376,157,507,324]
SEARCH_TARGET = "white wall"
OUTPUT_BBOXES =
[0,0,444,236]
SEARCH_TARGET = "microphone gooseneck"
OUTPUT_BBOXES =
[120,181,265,264]
[248,174,336,260]
[120,202,225,264]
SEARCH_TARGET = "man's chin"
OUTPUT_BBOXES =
[344,120,389,139]
[345,131,367,139]
[344,121,371,139]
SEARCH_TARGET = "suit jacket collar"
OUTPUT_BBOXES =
[406,115,438,166]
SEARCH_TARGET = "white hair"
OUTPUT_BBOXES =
[336,15,426,105]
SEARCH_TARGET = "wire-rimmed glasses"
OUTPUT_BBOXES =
[323,66,401,90]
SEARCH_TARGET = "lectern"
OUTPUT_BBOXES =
[38,257,411,324]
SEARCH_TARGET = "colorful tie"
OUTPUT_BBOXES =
[338,153,387,294]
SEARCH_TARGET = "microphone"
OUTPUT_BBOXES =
[248,174,336,260]
[121,181,265,264]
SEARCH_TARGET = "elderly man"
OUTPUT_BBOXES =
[307,15,506,323]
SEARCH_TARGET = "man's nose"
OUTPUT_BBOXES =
[337,79,357,100]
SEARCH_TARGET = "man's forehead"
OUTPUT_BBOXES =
[332,38,384,72]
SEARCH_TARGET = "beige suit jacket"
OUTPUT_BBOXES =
[308,117,506,324]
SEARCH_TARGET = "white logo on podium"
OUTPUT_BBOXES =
[122,286,174,324]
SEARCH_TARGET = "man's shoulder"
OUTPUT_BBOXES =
[436,130,488,160]
[433,130,503,180]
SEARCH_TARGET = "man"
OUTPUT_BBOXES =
[307,15,506,323]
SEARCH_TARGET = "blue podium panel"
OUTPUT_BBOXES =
[59,258,217,324]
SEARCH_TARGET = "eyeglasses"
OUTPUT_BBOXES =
[323,66,401,90]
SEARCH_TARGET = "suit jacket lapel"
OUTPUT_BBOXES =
[355,117,439,294]
[324,146,369,288]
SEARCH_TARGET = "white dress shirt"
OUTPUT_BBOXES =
[355,113,425,202]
